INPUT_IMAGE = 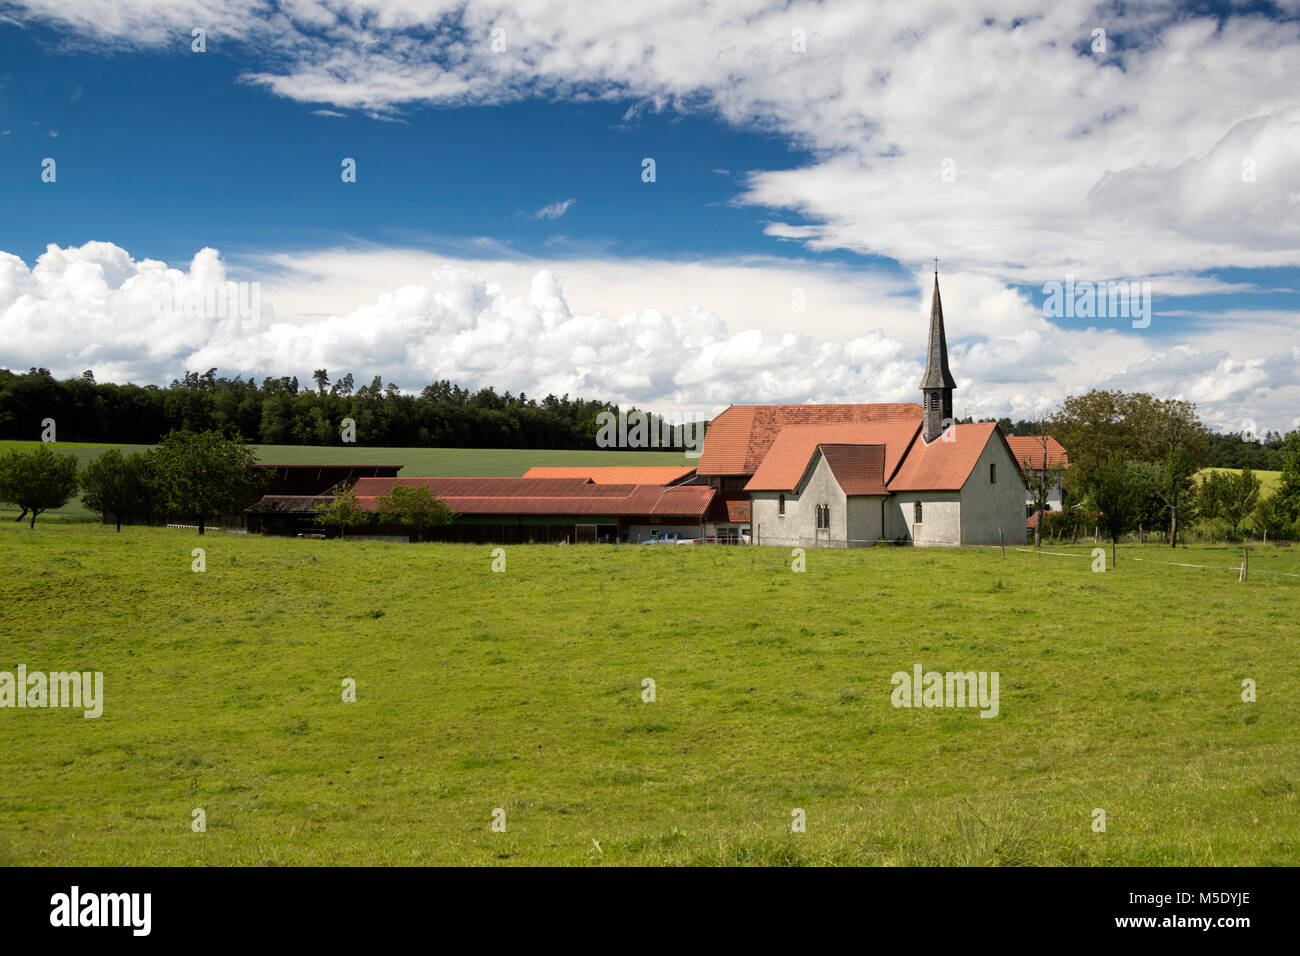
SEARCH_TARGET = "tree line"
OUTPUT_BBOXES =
[0,367,669,450]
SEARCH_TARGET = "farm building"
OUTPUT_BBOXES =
[245,274,1034,546]
[249,473,716,542]
[1006,435,1070,528]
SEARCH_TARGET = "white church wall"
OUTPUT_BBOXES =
[751,452,851,547]
[885,492,963,546]
[845,495,885,546]
[961,435,1029,546]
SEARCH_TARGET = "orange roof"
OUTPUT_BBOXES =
[1006,435,1069,469]
[522,465,696,485]
[349,476,715,519]
[889,422,1007,491]
[744,421,920,492]
[819,444,889,495]
[707,491,752,523]
[698,403,922,475]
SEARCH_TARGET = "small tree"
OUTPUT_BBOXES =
[0,445,80,528]
[80,449,156,531]
[1088,455,1144,567]
[1251,493,1291,541]
[1218,468,1262,537]
[315,487,370,539]
[375,485,455,542]
[151,429,262,534]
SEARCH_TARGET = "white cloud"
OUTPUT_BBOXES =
[9,1,1299,285]
[534,199,575,220]
[1,241,1297,432]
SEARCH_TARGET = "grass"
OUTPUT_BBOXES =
[0,525,1296,866]
[0,441,694,517]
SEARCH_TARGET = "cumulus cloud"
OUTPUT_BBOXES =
[1,242,1297,432]
[10,0,1300,283]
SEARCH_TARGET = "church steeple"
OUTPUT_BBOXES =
[920,268,956,443]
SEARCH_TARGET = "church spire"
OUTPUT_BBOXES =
[920,269,955,443]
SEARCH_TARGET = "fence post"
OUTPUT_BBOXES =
[1239,546,1249,583]
[999,528,1005,558]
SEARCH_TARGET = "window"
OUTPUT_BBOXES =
[990,462,997,484]
[914,501,923,523]
[778,494,785,516]
[823,504,830,528]
[814,505,822,528]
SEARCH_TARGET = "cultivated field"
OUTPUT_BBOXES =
[1,525,1296,866]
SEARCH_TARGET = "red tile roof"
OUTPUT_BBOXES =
[349,476,715,519]
[888,422,1005,491]
[707,491,752,523]
[1006,435,1069,470]
[522,465,696,485]
[698,403,922,475]
[744,421,920,492]
[819,443,889,495]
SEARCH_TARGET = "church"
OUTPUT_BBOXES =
[246,274,1029,547]
[690,272,1028,547]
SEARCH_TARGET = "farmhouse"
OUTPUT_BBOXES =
[246,274,1030,546]
[1006,435,1070,526]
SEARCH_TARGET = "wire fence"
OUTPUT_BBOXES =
[1008,545,1300,578]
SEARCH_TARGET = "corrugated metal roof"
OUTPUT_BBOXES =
[351,476,597,498]
[888,422,1001,491]
[522,466,696,485]
[349,476,715,519]
[246,495,333,513]
[698,403,922,476]
[744,421,920,492]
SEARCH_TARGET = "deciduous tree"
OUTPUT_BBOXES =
[0,444,79,528]
[151,429,262,535]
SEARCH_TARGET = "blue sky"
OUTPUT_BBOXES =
[0,1,1297,432]
[0,20,849,267]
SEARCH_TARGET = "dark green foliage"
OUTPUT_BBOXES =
[0,443,80,527]
[374,485,455,541]
[151,429,263,534]
[0,367,685,451]
[79,448,156,531]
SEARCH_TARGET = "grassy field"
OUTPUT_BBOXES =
[0,441,693,518]
[1198,467,1282,497]
[0,524,1296,866]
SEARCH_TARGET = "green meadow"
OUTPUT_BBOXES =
[0,524,1296,866]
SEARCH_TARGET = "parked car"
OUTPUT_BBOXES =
[641,532,695,544]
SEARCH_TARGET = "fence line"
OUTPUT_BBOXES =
[1008,545,1300,578]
